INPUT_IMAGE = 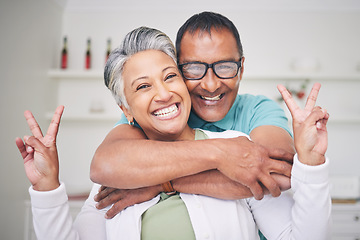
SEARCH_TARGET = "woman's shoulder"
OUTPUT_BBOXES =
[197,129,250,140]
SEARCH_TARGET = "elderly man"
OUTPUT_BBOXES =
[90,12,294,222]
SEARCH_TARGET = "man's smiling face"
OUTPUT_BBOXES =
[178,28,244,122]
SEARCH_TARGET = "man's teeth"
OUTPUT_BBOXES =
[201,94,221,101]
[154,104,178,117]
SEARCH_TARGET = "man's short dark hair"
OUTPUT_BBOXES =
[175,11,243,62]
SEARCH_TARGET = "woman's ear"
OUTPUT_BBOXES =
[119,104,134,124]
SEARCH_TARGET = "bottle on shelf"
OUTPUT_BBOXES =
[85,38,91,69]
[61,36,67,69]
[105,38,111,63]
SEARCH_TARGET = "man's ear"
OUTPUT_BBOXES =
[119,104,134,124]
[239,56,245,80]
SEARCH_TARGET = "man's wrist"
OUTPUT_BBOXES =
[161,181,176,195]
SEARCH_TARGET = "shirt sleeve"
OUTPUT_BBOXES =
[247,154,331,239]
[248,95,292,136]
[114,113,128,127]
[29,183,106,240]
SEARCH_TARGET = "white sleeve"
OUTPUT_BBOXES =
[29,183,106,240]
[248,154,331,240]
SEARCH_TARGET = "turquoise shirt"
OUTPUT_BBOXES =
[117,94,292,136]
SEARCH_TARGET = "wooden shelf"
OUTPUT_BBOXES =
[49,70,360,82]
[45,112,120,121]
[48,69,103,80]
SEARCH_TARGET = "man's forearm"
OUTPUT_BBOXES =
[91,125,293,199]
[91,125,221,189]
[172,170,253,200]
[250,125,295,159]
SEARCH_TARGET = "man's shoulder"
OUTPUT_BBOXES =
[234,94,271,105]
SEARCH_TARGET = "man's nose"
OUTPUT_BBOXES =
[200,68,221,93]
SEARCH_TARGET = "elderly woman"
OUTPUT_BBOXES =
[16,26,331,239]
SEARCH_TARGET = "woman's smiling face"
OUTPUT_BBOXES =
[121,50,193,141]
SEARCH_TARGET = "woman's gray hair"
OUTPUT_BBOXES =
[104,26,177,109]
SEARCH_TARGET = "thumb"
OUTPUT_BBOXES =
[305,108,328,127]
[24,136,46,152]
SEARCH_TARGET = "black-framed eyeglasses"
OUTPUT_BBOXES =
[178,58,242,80]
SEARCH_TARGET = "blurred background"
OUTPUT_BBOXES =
[1,0,360,239]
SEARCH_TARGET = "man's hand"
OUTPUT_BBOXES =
[215,136,293,200]
[94,185,162,219]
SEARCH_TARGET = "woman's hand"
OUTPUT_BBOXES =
[277,83,329,166]
[15,105,64,191]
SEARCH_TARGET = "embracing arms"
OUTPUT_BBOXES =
[91,121,294,199]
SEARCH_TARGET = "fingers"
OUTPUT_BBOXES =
[258,173,281,197]
[46,105,64,141]
[94,186,118,202]
[105,202,127,219]
[15,137,28,158]
[267,147,294,164]
[277,84,300,117]
[304,83,321,112]
[247,181,264,200]
[268,160,292,178]
[306,107,328,128]
[24,135,46,152]
[24,110,43,138]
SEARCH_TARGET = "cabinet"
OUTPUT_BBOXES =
[332,203,360,240]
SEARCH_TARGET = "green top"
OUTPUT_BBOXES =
[140,129,208,240]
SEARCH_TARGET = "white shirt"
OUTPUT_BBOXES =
[29,130,331,240]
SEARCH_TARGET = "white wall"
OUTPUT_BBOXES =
[1,1,360,238]
[0,0,63,239]
[60,4,360,176]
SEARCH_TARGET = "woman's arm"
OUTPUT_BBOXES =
[252,83,331,239]
[16,106,106,239]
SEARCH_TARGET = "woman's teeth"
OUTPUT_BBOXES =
[154,104,178,117]
[201,94,222,101]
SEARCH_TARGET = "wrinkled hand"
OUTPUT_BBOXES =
[278,83,329,165]
[94,185,161,219]
[15,106,64,191]
[216,136,293,200]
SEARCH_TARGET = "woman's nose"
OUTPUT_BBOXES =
[154,82,172,102]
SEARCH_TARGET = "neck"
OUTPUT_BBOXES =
[147,124,195,142]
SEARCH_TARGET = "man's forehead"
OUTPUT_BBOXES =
[179,28,239,62]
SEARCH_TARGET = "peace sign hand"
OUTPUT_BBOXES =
[277,83,329,166]
[15,105,64,191]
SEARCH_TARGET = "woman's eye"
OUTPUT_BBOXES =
[136,84,150,91]
[165,73,177,81]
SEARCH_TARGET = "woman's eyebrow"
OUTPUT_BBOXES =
[131,76,148,87]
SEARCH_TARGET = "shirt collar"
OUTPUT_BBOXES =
[188,95,240,131]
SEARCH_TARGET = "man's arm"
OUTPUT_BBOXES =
[250,125,295,156]
[91,123,293,200]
